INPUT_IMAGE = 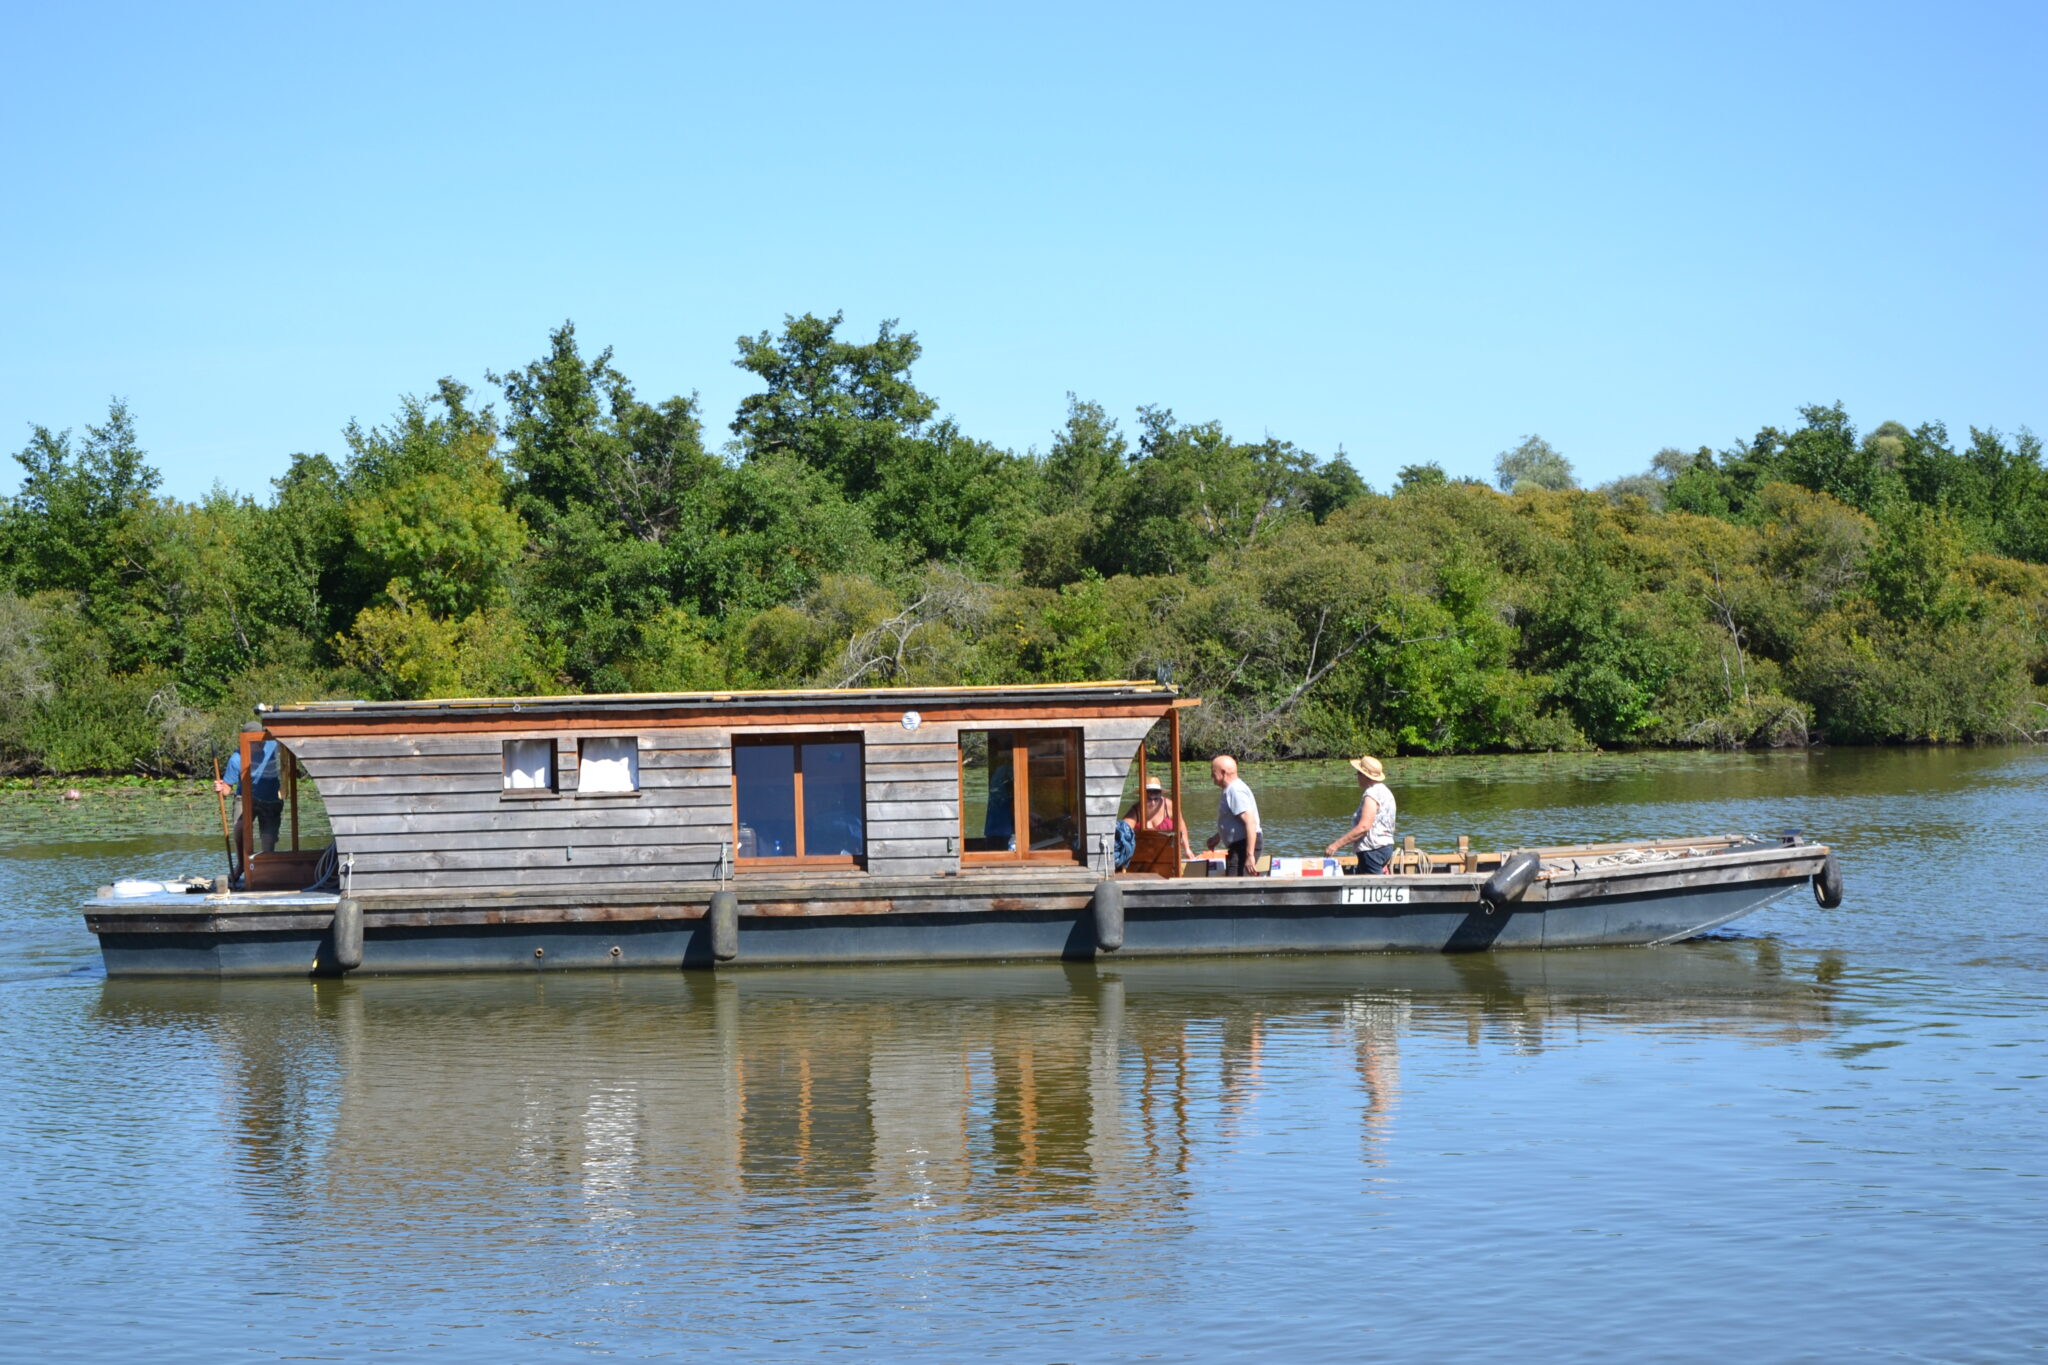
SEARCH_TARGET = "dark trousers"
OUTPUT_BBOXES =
[1355,844,1393,875]
[235,798,283,876]
[1224,837,1260,877]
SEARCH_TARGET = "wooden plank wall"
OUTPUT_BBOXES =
[1083,717,1161,867]
[849,715,1158,877]
[288,714,1163,893]
[291,731,732,893]
[860,721,961,879]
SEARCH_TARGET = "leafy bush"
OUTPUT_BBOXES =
[4,321,2045,773]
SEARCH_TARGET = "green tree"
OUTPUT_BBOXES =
[1494,434,1576,494]
[0,399,159,599]
[1777,403,1884,509]
[343,383,524,619]
[495,322,720,544]
[1100,408,1355,577]
[1395,462,1448,493]
[706,453,881,613]
[335,593,561,701]
[248,454,354,648]
[866,420,1036,572]
[730,312,936,498]
[1022,397,1129,585]
[1864,502,1976,628]
[492,323,725,686]
[1522,502,1684,742]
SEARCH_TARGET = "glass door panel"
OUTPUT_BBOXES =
[800,741,865,857]
[1025,735,1078,853]
[959,730,1080,863]
[734,743,797,859]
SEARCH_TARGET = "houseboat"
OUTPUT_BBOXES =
[81,681,1843,977]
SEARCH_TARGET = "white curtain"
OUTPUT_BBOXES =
[503,739,554,790]
[578,736,639,793]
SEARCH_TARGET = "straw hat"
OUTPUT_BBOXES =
[1348,755,1386,782]
[1143,776,1164,791]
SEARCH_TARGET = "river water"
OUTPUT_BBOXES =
[2,748,2043,1362]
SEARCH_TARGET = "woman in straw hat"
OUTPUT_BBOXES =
[1116,775,1193,869]
[1326,755,1397,874]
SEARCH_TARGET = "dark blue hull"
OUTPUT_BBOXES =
[87,850,1821,977]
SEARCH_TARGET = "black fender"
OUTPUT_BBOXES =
[708,889,740,961]
[1812,853,1844,909]
[331,897,364,972]
[1092,879,1125,953]
[1480,851,1541,912]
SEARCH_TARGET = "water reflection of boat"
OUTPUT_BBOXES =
[82,683,1840,976]
[92,949,1837,1222]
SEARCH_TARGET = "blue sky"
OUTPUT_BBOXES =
[3,0,2042,502]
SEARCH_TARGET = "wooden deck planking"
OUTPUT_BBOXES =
[863,855,957,879]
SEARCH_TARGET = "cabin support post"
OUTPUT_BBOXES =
[237,725,258,883]
[1168,707,1183,879]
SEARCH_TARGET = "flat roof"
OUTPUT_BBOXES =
[257,680,1186,723]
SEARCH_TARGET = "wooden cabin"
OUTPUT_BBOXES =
[245,682,1196,896]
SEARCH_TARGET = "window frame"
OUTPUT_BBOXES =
[732,732,868,870]
[500,737,559,799]
[958,727,1086,866]
[574,734,643,799]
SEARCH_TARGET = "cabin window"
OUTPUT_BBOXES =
[734,736,865,866]
[959,730,1083,863]
[577,736,640,794]
[502,739,557,792]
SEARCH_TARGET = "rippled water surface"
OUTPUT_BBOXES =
[3,749,2044,1361]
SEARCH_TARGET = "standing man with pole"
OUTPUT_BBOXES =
[216,737,282,888]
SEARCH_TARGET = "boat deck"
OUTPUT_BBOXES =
[82,837,1831,977]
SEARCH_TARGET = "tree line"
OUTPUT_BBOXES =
[3,315,2045,775]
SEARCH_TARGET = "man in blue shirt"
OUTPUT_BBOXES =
[216,739,283,879]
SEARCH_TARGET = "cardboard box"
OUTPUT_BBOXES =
[1268,856,1346,879]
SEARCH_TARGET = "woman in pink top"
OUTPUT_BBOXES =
[1120,777,1194,864]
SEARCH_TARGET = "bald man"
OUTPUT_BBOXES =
[1205,755,1262,877]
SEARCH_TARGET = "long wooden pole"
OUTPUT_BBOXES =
[212,757,234,878]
